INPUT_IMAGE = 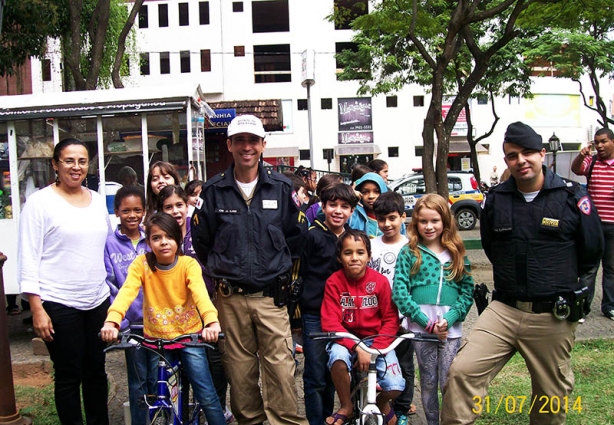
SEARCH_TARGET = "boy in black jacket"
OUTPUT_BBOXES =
[299,183,358,425]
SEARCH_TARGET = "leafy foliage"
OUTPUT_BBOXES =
[331,0,551,196]
[523,2,614,127]
[0,0,61,77]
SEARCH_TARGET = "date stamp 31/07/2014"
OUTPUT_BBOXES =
[472,395,583,415]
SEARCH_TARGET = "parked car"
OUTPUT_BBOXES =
[389,171,484,230]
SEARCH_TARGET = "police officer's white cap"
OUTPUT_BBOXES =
[227,115,266,138]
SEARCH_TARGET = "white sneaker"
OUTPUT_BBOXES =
[606,310,614,321]
[224,406,235,424]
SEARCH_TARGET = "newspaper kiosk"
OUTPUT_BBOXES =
[0,84,213,294]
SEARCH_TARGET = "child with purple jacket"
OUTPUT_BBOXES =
[104,186,156,425]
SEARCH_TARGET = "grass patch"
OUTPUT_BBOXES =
[475,339,614,424]
[15,385,59,425]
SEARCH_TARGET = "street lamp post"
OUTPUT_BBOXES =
[549,132,561,174]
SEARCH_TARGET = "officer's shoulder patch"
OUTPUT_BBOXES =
[195,196,203,210]
[291,190,301,208]
[577,196,591,215]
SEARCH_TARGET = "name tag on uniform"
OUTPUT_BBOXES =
[263,200,278,209]
[215,208,238,214]
[541,217,559,228]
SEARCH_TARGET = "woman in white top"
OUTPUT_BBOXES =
[18,138,111,425]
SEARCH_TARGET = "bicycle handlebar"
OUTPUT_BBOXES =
[101,332,225,353]
[309,331,439,355]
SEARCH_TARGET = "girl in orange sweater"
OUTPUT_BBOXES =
[101,213,225,425]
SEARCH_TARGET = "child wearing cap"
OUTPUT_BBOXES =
[349,172,406,238]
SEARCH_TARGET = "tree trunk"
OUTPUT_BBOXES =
[85,0,110,90]
[112,0,144,88]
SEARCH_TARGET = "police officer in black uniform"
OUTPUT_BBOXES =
[191,115,308,425]
[441,122,604,425]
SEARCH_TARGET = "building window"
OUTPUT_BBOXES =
[201,49,211,72]
[477,94,488,105]
[179,3,189,26]
[335,42,368,80]
[388,147,399,157]
[254,44,291,83]
[233,2,243,12]
[140,53,150,75]
[323,148,334,162]
[334,0,368,30]
[252,0,289,33]
[297,99,308,110]
[158,4,168,27]
[199,2,210,25]
[138,5,148,28]
[180,51,191,73]
[42,59,52,81]
[386,96,398,107]
[299,149,311,161]
[413,96,424,107]
[234,46,245,57]
[415,146,423,156]
[335,42,358,70]
[160,52,170,74]
[321,98,333,110]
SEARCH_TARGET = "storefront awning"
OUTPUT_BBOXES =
[264,146,299,158]
[334,144,382,156]
[449,141,488,154]
[207,99,283,131]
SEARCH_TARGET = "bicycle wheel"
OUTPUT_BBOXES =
[361,413,380,425]
[150,408,171,425]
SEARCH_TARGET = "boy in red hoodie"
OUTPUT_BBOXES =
[321,229,403,425]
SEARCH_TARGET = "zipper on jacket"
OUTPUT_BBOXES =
[436,263,444,306]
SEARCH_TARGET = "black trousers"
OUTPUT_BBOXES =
[43,298,110,425]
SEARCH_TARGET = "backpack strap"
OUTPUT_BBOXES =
[587,154,598,184]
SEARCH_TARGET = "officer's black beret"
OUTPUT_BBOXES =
[504,122,543,151]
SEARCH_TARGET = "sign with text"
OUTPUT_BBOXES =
[338,131,374,144]
[207,109,236,131]
[338,97,372,131]
[441,97,469,137]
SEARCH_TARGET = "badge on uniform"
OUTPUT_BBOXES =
[263,200,278,209]
[577,196,591,216]
[195,197,203,210]
[541,217,559,228]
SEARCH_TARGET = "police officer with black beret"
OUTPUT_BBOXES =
[442,122,604,425]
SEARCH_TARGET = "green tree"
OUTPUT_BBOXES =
[0,0,60,78]
[334,0,555,197]
[462,39,534,184]
[58,0,140,90]
[523,2,614,128]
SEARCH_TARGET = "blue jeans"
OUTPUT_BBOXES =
[327,342,405,392]
[302,314,335,425]
[582,222,614,315]
[151,346,225,425]
[124,328,158,425]
[43,299,110,425]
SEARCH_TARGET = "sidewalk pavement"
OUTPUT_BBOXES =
[6,248,614,425]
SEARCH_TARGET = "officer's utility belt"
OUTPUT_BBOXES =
[493,287,590,322]
[215,274,290,307]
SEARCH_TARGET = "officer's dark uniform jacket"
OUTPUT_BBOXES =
[481,165,604,301]
[299,219,347,316]
[191,162,307,292]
